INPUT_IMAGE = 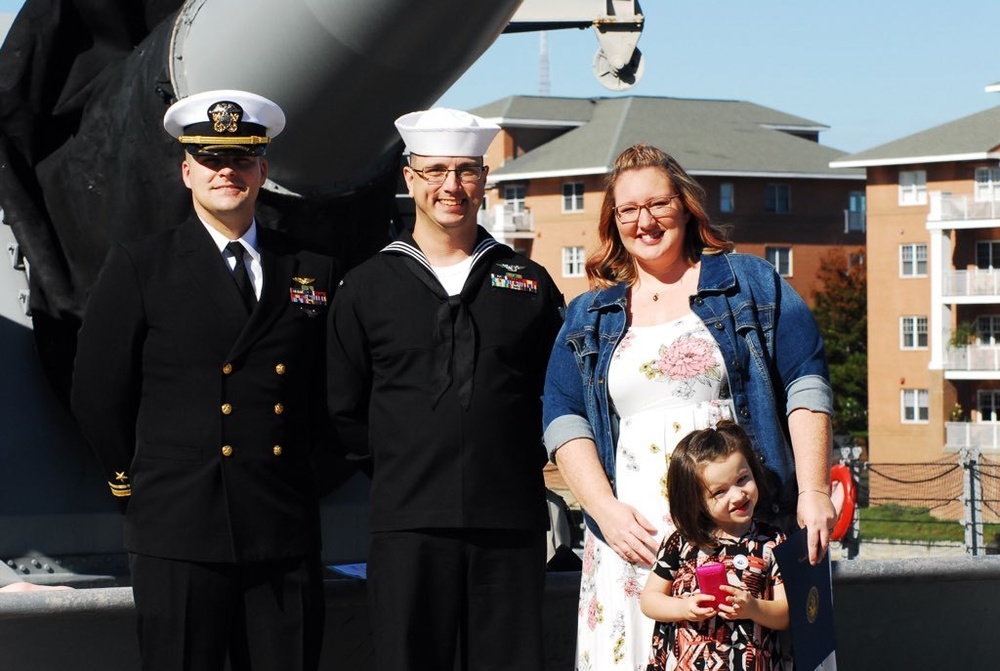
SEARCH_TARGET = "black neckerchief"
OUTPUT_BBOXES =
[380,227,501,409]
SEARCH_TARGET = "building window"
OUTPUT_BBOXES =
[562,182,584,212]
[976,241,1000,270]
[900,243,927,277]
[900,316,928,349]
[979,390,1000,422]
[764,184,790,213]
[975,167,1000,202]
[562,246,585,277]
[847,191,866,232]
[901,389,929,423]
[765,247,792,276]
[898,170,927,206]
[720,183,734,213]
[504,184,525,214]
[976,316,1000,345]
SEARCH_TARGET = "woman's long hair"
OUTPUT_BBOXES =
[667,421,771,551]
[586,144,731,289]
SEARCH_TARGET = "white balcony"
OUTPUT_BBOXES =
[945,421,1000,452]
[485,204,534,238]
[942,269,1000,298]
[943,344,1000,372]
[928,192,1000,226]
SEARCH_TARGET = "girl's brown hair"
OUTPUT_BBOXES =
[585,143,731,289]
[666,421,770,551]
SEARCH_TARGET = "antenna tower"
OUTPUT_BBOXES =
[538,31,550,96]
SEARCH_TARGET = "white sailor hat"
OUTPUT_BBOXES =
[163,89,286,156]
[394,107,500,157]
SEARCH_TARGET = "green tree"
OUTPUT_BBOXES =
[811,248,867,436]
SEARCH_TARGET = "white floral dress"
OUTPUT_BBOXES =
[575,312,731,671]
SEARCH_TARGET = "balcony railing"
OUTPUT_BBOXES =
[928,192,1000,223]
[942,269,1000,297]
[843,209,866,233]
[943,344,1000,371]
[484,204,533,234]
[945,421,1000,451]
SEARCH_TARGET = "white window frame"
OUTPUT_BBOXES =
[976,241,1000,270]
[975,167,1000,202]
[976,315,1000,345]
[765,246,792,277]
[562,182,584,213]
[503,184,526,214]
[900,389,929,423]
[900,243,927,277]
[764,184,790,214]
[898,170,927,206]
[900,316,928,350]
[562,246,585,278]
[979,390,1000,422]
[720,182,734,213]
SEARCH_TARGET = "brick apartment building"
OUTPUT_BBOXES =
[833,104,1000,462]
[471,95,866,305]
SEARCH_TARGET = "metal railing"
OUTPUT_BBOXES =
[485,204,533,233]
[853,451,1000,556]
[942,269,1000,297]
[843,209,866,233]
[943,345,1000,372]
[946,421,1000,451]
[928,191,1000,222]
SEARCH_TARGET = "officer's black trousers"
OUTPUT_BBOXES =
[130,552,324,671]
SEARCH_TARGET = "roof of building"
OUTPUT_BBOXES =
[830,104,1000,168]
[470,95,863,182]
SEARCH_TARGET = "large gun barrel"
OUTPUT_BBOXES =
[170,0,523,196]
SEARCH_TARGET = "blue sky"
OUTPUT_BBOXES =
[436,1,1000,154]
[2,1,999,154]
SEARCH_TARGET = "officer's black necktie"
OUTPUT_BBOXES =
[226,241,256,312]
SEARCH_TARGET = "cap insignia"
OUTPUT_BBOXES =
[208,102,243,134]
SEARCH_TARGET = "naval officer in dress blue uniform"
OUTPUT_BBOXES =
[71,89,340,671]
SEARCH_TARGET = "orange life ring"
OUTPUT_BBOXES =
[830,463,856,541]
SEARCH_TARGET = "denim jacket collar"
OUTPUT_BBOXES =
[584,252,736,309]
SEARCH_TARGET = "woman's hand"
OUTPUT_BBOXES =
[797,488,835,564]
[591,497,659,566]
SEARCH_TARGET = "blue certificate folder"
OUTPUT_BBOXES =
[773,529,837,671]
[328,563,367,581]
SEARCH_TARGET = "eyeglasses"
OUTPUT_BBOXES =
[409,165,487,185]
[613,195,682,223]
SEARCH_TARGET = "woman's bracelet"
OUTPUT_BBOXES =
[798,488,831,497]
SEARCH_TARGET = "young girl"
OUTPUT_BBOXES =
[640,421,791,671]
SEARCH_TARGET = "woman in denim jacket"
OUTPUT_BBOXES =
[542,144,835,670]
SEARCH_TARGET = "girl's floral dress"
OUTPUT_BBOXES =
[575,313,731,671]
[646,522,791,671]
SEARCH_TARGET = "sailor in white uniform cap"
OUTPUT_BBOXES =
[327,107,564,671]
[393,106,500,158]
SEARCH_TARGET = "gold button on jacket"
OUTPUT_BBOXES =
[273,403,284,415]
[272,445,282,456]
[221,445,233,457]
[221,403,233,415]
